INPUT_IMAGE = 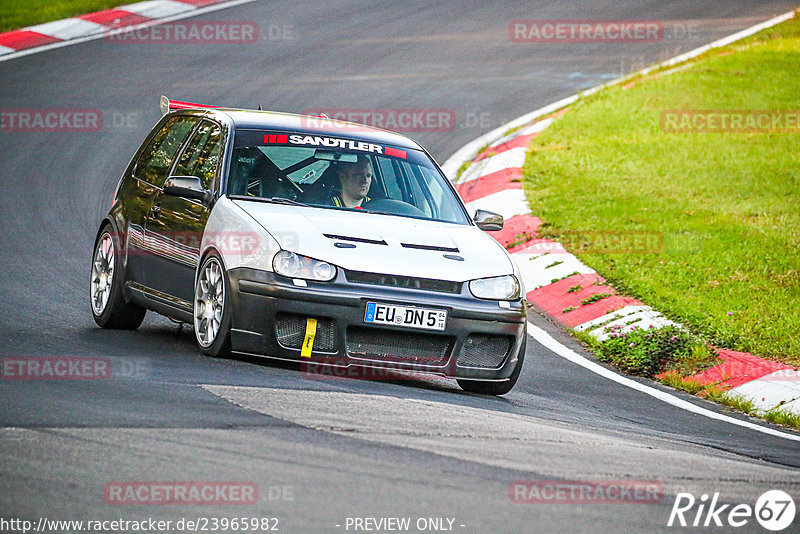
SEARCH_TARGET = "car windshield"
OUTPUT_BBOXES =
[226,130,470,224]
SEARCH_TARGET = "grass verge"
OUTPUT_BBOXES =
[575,325,800,430]
[522,15,800,366]
[1,0,129,33]
[575,324,716,379]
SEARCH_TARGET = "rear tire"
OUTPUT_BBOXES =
[457,338,526,395]
[193,253,232,357]
[90,224,146,329]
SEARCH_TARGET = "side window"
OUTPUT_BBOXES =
[421,167,453,220]
[134,117,198,188]
[403,162,433,217]
[174,121,223,190]
[378,158,403,199]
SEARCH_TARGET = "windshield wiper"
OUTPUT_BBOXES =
[265,197,307,206]
[230,195,308,207]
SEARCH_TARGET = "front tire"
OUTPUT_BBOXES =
[194,253,232,357]
[457,338,526,395]
[90,224,146,329]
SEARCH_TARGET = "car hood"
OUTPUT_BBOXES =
[233,200,514,282]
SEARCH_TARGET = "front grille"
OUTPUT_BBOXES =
[456,334,512,369]
[275,313,336,352]
[345,270,461,294]
[346,327,452,365]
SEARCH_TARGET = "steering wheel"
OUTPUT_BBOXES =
[362,198,427,217]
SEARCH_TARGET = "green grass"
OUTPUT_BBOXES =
[522,16,800,365]
[704,388,757,414]
[0,0,124,32]
[583,324,716,378]
[505,232,535,250]
[660,371,706,395]
[763,406,800,429]
[581,292,612,306]
[551,271,580,284]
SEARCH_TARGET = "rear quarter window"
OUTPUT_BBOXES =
[134,116,198,188]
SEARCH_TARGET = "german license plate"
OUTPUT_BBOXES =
[364,302,447,331]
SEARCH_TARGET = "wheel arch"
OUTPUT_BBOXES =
[195,245,227,281]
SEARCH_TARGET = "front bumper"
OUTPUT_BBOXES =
[227,268,527,381]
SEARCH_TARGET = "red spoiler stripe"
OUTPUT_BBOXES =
[160,95,222,115]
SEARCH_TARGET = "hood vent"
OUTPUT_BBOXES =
[401,243,459,253]
[324,233,387,246]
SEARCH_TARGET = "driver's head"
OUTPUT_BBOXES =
[337,156,373,203]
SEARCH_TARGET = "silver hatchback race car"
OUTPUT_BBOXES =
[90,97,527,394]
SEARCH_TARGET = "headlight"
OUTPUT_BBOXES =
[469,275,520,301]
[272,251,337,282]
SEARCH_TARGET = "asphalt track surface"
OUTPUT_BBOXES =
[1,2,799,533]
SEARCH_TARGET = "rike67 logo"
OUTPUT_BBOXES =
[668,490,795,531]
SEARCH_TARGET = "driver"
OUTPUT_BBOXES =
[329,156,372,208]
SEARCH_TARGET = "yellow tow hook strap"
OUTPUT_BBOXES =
[300,318,317,358]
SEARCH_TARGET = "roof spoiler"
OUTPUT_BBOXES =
[159,95,331,120]
[160,95,222,116]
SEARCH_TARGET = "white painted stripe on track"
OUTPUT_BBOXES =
[573,305,652,332]
[729,371,800,412]
[582,310,675,341]
[783,396,800,414]
[458,146,527,184]
[514,252,594,291]
[526,323,800,442]
[122,0,197,18]
[515,117,554,137]
[26,18,106,40]
[464,188,529,221]
[0,0,257,62]
[0,45,15,55]
[566,303,677,341]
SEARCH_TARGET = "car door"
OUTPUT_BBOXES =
[143,119,224,305]
[125,115,200,286]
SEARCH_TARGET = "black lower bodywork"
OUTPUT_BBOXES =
[227,268,527,382]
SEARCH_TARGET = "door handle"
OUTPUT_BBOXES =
[151,203,161,217]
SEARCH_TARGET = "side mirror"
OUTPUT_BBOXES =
[163,176,213,205]
[473,209,504,231]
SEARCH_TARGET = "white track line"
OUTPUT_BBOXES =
[527,323,800,442]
